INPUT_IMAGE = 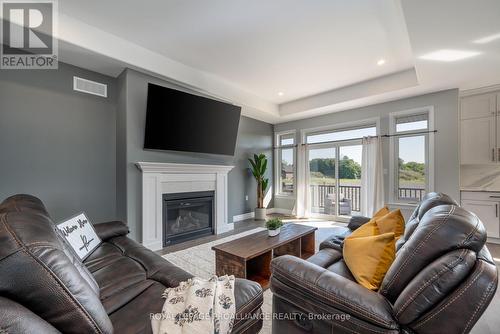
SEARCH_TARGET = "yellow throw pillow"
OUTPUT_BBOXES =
[375,209,405,239]
[348,220,379,238]
[348,206,389,238]
[373,206,390,219]
[343,232,396,291]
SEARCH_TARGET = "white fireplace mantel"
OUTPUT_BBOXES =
[136,162,234,251]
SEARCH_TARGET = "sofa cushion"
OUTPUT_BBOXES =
[83,235,194,314]
[308,247,342,268]
[84,241,151,313]
[325,259,356,281]
[109,281,166,334]
[307,248,356,281]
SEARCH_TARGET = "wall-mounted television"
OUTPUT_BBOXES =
[144,83,241,156]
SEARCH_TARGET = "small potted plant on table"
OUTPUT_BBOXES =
[266,218,283,237]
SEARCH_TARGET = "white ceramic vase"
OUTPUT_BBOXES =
[268,227,281,237]
[254,207,266,221]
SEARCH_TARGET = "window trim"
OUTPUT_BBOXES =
[389,106,435,204]
[300,117,381,145]
[275,130,296,197]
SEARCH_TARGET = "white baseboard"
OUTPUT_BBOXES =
[232,211,255,222]
[268,207,293,215]
[143,240,163,252]
[487,237,500,245]
[232,207,294,223]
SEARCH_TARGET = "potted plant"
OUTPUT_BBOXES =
[248,153,269,220]
[266,218,283,237]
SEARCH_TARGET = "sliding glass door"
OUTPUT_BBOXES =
[307,141,362,219]
[304,122,378,219]
[308,145,337,216]
[338,144,362,216]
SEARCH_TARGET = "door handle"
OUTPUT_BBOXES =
[496,203,499,218]
[493,148,496,162]
[490,195,500,199]
[498,148,500,162]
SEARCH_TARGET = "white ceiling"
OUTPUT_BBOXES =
[401,0,500,91]
[52,0,500,123]
[59,0,414,104]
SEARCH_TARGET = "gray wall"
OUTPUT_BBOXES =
[274,89,460,210]
[117,69,273,241]
[0,63,117,222]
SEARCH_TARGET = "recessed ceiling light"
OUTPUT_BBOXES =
[419,49,480,62]
[377,59,386,66]
[277,91,284,96]
[473,32,500,44]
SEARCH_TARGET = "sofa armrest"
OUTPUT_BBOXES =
[93,220,129,241]
[347,215,371,230]
[271,255,397,330]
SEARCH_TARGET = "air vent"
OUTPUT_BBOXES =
[73,76,107,98]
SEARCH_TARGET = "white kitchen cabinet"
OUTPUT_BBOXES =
[460,93,496,120]
[460,116,496,164]
[460,92,499,164]
[462,199,500,238]
[497,93,500,152]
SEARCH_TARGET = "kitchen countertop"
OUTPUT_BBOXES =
[461,165,500,193]
[461,188,500,192]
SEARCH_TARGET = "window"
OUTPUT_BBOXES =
[276,132,295,195]
[391,110,433,203]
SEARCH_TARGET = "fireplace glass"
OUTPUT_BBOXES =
[162,191,214,246]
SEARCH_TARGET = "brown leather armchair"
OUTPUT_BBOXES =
[270,193,498,333]
[0,194,263,333]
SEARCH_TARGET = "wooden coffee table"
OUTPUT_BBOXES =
[211,224,317,289]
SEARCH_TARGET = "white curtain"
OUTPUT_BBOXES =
[293,144,310,218]
[361,137,385,217]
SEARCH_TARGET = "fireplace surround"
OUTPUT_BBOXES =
[136,162,234,251]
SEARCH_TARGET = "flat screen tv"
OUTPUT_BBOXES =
[144,83,241,156]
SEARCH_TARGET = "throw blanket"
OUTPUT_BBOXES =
[152,275,236,334]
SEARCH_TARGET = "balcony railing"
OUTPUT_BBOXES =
[310,184,361,212]
[398,187,426,201]
[310,184,426,215]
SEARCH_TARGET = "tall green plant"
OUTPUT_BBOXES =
[248,153,269,208]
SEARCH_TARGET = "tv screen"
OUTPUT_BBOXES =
[144,83,241,155]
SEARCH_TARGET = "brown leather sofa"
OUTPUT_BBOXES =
[0,194,263,333]
[270,192,498,333]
